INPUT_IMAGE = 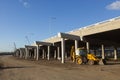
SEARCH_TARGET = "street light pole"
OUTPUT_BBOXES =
[49,17,56,35]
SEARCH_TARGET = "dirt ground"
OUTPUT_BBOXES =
[0,55,120,80]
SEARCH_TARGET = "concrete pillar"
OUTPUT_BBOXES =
[42,49,45,59]
[65,52,68,59]
[86,42,90,53]
[22,49,24,58]
[25,48,28,59]
[57,47,60,60]
[45,51,47,58]
[54,49,57,59]
[47,46,50,60]
[20,49,22,58]
[61,38,65,63]
[29,50,31,58]
[23,49,26,58]
[75,40,78,51]
[114,47,117,60]
[34,48,37,59]
[15,50,18,57]
[36,45,39,60]
[101,44,105,59]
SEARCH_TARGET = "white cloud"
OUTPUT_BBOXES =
[19,0,30,8]
[23,2,30,8]
[106,1,120,10]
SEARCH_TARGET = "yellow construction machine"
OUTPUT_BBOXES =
[70,46,105,65]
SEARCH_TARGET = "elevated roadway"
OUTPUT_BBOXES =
[15,16,120,64]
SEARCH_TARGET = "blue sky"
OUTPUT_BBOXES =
[0,0,120,52]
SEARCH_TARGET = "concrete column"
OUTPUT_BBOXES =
[29,50,31,58]
[54,49,57,59]
[101,44,105,59]
[75,40,78,51]
[24,49,26,58]
[114,47,117,60]
[15,50,18,57]
[86,42,90,53]
[36,45,39,60]
[22,50,24,58]
[61,38,65,63]
[42,49,45,59]
[25,48,28,59]
[16,50,19,57]
[47,46,50,60]
[34,48,37,59]
[20,49,22,58]
[45,51,46,58]
[57,47,60,60]
[65,52,68,59]
[28,49,30,59]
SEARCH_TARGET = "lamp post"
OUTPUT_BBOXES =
[49,17,56,35]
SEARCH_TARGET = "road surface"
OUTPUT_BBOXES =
[0,55,120,80]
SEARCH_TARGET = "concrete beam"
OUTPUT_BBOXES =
[84,37,120,46]
[82,18,120,36]
[36,41,53,46]
[58,32,80,40]
[25,45,36,49]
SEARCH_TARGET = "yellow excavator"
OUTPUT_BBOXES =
[70,46,105,65]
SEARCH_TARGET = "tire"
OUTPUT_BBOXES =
[88,60,94,65]
[82,57,87,64]
[76,58,82,64]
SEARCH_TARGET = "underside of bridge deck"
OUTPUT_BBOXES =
[84,29,120,46]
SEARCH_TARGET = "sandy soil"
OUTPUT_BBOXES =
[0,55,120,80]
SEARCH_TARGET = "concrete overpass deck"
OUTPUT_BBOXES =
[44,16,120,44]
[14,16,120,64]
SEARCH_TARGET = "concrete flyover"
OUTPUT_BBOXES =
[35,41,53,60]
[25,45,37,60]
[14,16,120,63]
[44,16,120,63]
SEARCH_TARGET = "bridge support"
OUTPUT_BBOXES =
[19,49,22,58]
[57,47,60,60]
[114,47,117,60]
[25,48,28,59]
[101,44,105,59]
[47,46,50,60]
[36,45,39,60]
[54,49,57,59]
[75,40,78,51]
[86,42,90,53]
[33,48,37,59]
[61,38,65,63]
[42,49,45,59]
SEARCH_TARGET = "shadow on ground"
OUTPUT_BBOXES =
[105,61,120,65]
[0,66,33,70]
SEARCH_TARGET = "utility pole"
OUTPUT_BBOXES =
[49,17,56,35]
